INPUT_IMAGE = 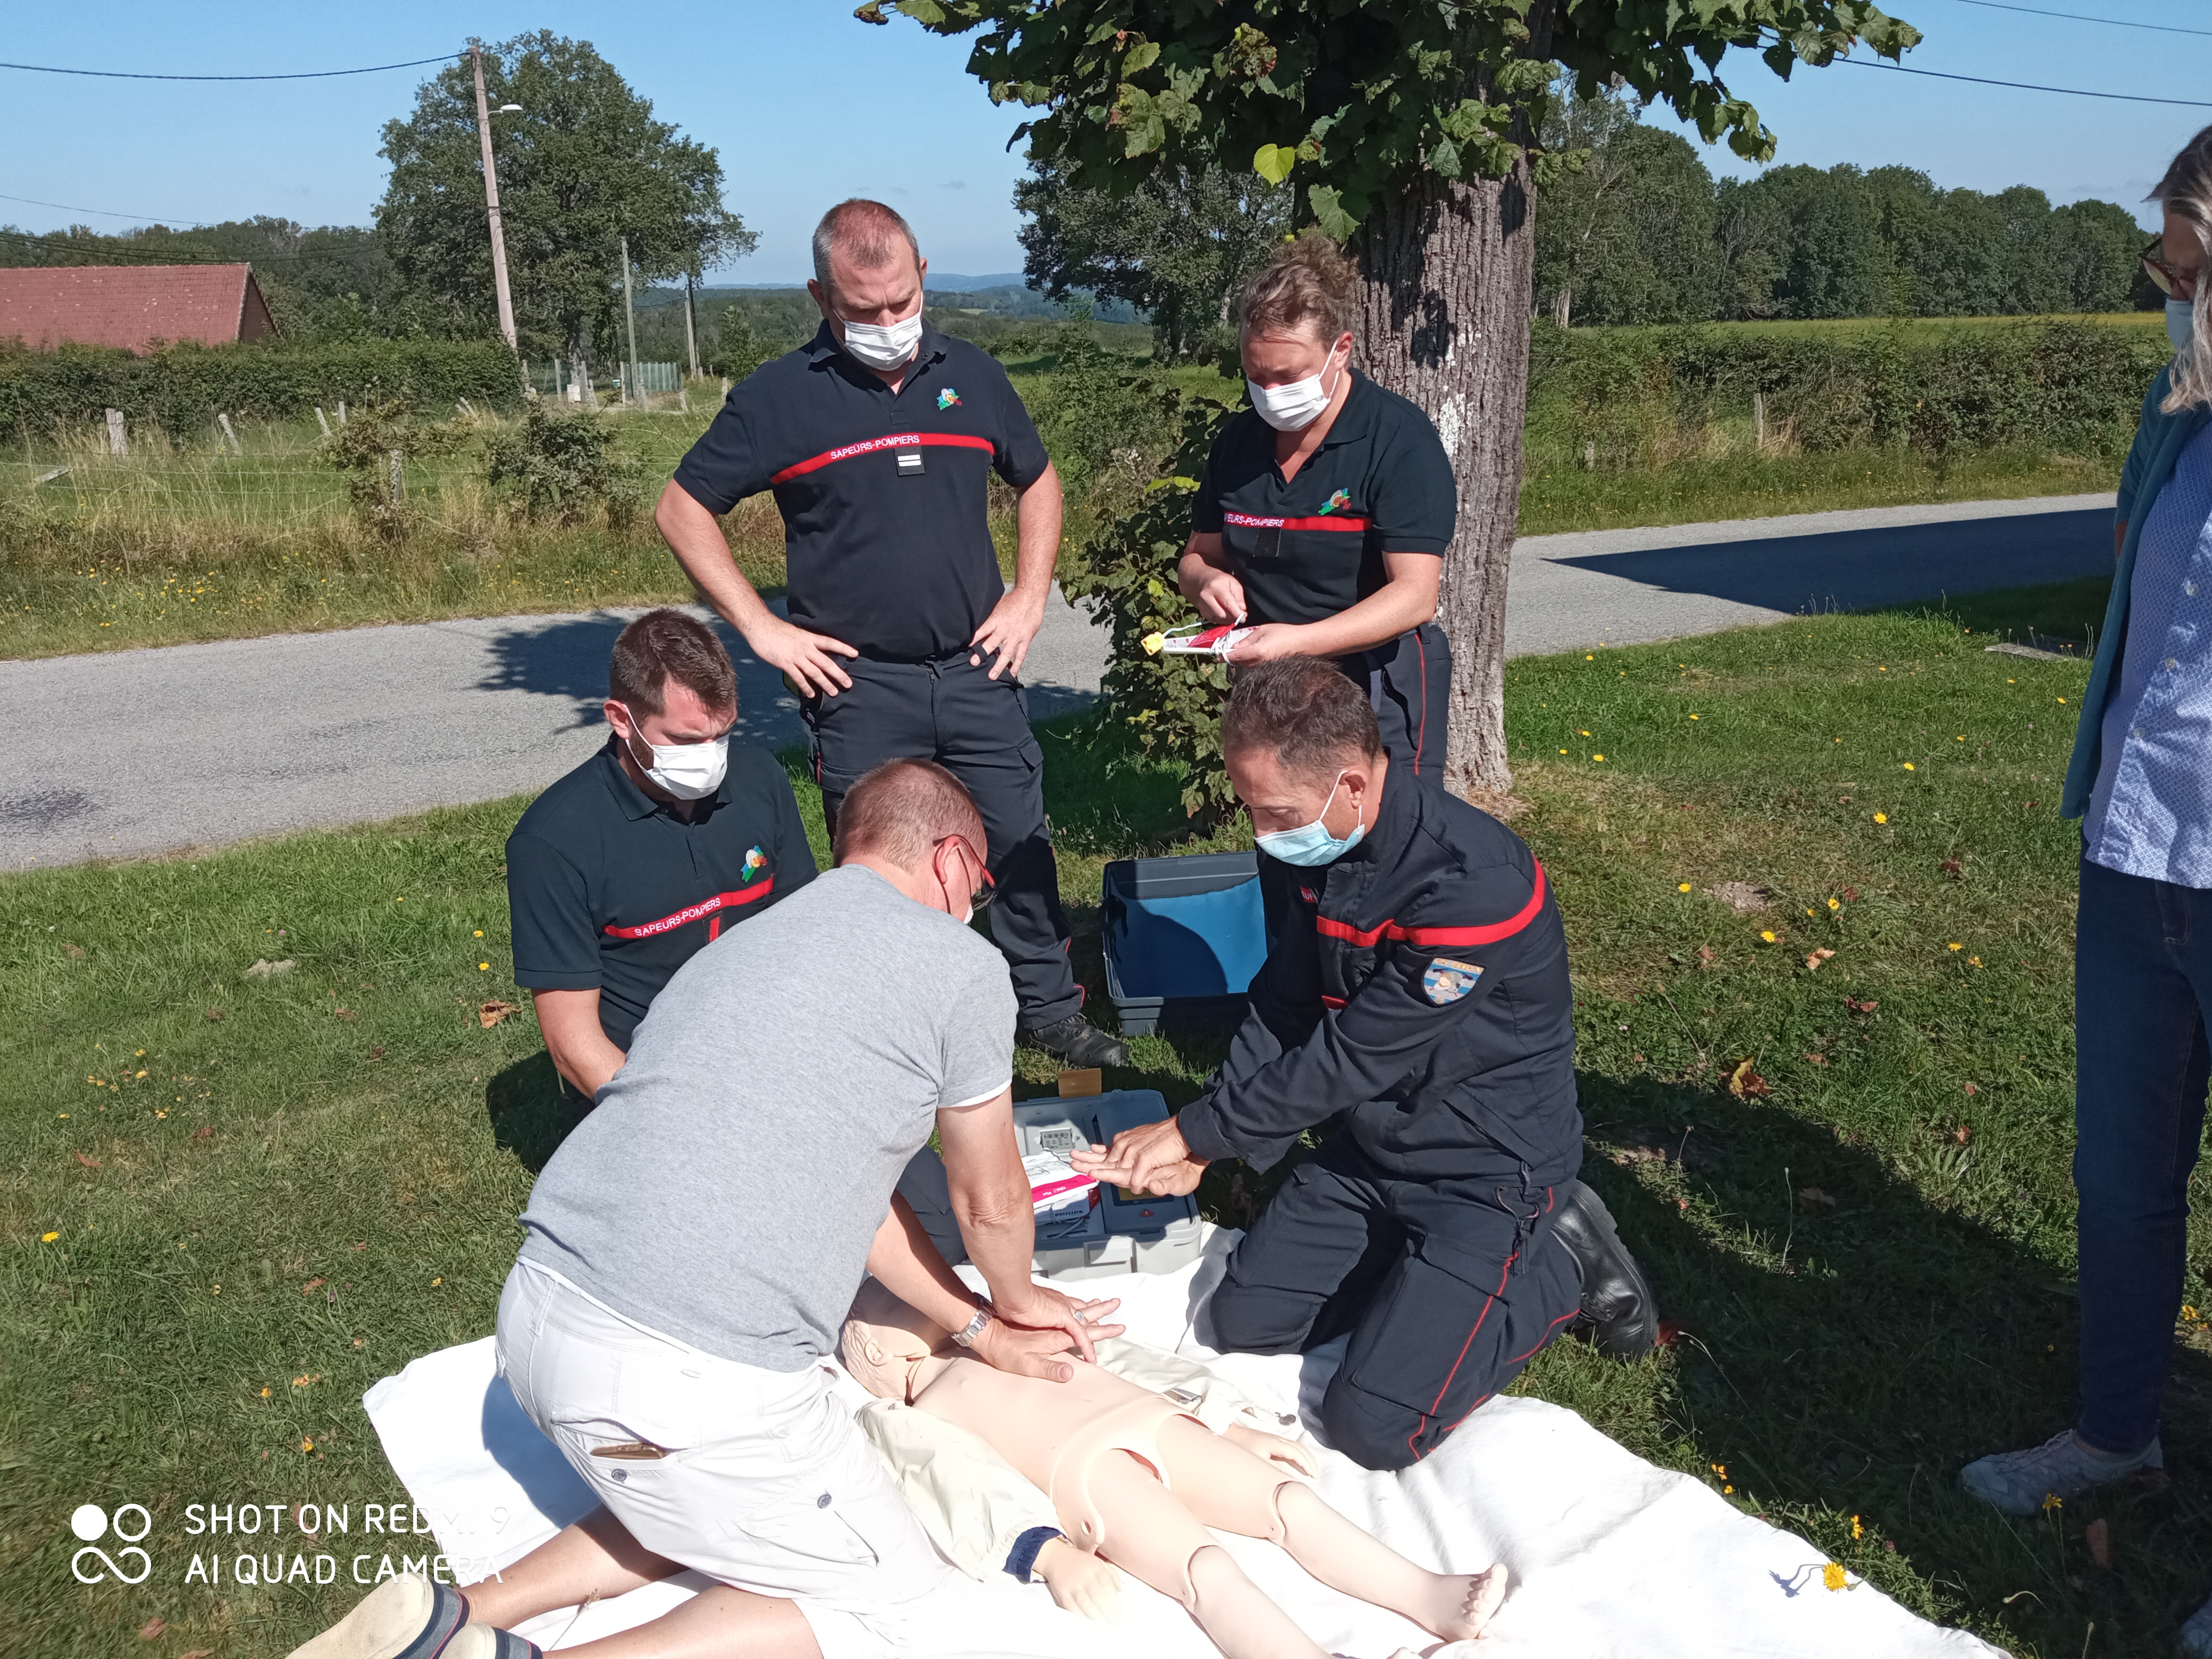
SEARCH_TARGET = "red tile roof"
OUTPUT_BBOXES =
[0,264,277,353]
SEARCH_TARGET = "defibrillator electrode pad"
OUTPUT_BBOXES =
[1012,1091,1204,1281]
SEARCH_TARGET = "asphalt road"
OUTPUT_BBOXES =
[1,491,2116,872]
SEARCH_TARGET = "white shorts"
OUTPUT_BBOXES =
[495,1259,960,1659]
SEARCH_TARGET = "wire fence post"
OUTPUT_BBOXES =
[105,408,127,457]
[387,449,404,506]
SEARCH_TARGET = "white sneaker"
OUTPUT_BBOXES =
[2182,1588,2212,1658]
[283,1573,467,1659]
[446,1627,541,1659]
[1957,1429,2161,1516]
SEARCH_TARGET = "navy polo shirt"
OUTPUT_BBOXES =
[1193,370,1457,627]
[505,741,817,1050]
[672,320,1051,660]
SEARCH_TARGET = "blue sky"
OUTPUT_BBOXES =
[0,0,2200,284]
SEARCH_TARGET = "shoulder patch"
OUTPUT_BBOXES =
[1298,886,1319,905]
[1421,957,1484,1005]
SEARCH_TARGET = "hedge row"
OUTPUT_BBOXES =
[1526,319,2169,461]
[0,339,524,439]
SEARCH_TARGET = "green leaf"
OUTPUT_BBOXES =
[1306,183,1358,241]
[1122,39,1160,73]
[893,0,945,22]
[1253,144,1297,186]
[1429,137,1462,179]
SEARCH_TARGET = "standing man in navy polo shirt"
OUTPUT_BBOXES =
[653,197,1127,1069]
[507,608,816,1102]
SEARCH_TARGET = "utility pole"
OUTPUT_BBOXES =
[684,269,701,380]
[620,235,640,404]
[471,41,524,392]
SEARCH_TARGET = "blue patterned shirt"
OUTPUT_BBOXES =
[2085,417,2212,886]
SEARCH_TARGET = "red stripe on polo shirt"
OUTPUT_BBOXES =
[769,431,995,485]
[602,881,775,940]
[1223,510,1369,533]
[1310,860,1547,952]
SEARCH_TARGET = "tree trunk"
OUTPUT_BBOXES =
[1354,155,1539,802]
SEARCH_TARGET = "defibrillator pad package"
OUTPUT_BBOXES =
[1011,1090,1203,1281]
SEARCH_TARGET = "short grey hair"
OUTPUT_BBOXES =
[2154,126,2212,414]
[812,199,922,296]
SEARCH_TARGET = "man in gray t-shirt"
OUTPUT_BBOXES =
[519,848,1021,1365]
[285,759,1126,1659]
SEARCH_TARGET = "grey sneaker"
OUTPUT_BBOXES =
[2182,1588,2212,1658]
[284,1572,467,1659]
[446,1628,542,1659]
[1958,1429,2162,1516]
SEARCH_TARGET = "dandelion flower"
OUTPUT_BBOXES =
[1901,763,1915,771]
[1559,748,1568,755]
[2041,1493,2062,1512]
[1823,1563,1848,1592]
[2058,697,2067,703]
[1955,735,1965,742]
[1967,956,1981,967]
[1828,898,1841,910]
[301,1438,314,1453]
[1873,812,1888,824]
[1690,714,1700,720]
[1851,1515,1864,1540]
[1579,729,1590,736]
[479,962,490,971]
[260,1387,271,1398]
[2186,1305,2200,1321]
[1679,883,1692,892]
[431,1276,443,1287]
[1948,942,1963,952]
[1593,755,1605,762]
[40,1231,58,1243]
[1585,654,1594,660]
[1723,1484,1735,1494]
[1760,930,1777,943]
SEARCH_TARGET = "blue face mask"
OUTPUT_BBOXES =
[1254,772,1368,867]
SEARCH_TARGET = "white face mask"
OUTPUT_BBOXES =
[1246,351,1344,432]
[616,705,729,801]
[2170,297,2194,354]
[841,311,923,371]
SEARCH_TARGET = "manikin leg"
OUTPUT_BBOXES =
[1081,1451,1332,1659]
[1154,1417,1509,1641]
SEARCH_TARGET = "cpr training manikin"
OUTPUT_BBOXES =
[839,1279,1510,1659]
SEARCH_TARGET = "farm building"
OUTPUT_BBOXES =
[0,263,277,352]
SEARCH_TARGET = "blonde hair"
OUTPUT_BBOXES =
[2154,126,2212,414]
[1239,230,1359,346]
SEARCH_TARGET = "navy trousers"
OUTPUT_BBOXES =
[1337,621,1452,782]
[1208,1134,1583,1471]
[2074,854,2212,1453]
[805,650,1080,1027]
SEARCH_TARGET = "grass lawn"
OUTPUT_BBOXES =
[12,575,2212,1659]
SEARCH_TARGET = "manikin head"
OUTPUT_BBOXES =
[1221,657,1387,867]
[840,1278,955,1403]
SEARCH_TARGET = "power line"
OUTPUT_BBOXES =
[0,52,461,82]
[0,190,217,225]
[1938,0,2212,37]
[1833,56,2212,108]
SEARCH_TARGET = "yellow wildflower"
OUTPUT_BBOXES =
[1828,898,1841,910]
[301,1438,314,1453]
[260,1387,271,1398]
[1723,1484,1735,1494]
[1901,763,1915,771]
[1689,714,1700,720]
[1873,813,1888,824]
[1823,1563,1848,1592]
[1759,930,1777,943]
[2041,1493,2062,1512]
[479,962,490,971]
[1851,1515,1864,1540]
[1678,883,1692,893]
[474,929,484,937]
[431,1276,444,1287]
[40,1231,58,1243]
[1947,943,1963,952]
[1593,755,1606,763]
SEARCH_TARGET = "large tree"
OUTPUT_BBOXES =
[860,0,1920,799]
[376,32,754,365]
[1016,157,1292,358]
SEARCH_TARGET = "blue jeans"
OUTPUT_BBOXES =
[2074,854,2212,1453]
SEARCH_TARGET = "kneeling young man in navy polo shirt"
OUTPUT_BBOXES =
[506,608,816,1102]
[1076,658,1660,1471]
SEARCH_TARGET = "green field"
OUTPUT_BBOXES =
[14,576,2212,1658]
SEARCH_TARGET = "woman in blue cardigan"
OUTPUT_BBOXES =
[1962,127,2212,1641]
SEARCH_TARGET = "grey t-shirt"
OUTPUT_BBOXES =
[517,864,1017,1370]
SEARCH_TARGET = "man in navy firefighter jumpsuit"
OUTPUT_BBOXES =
[1076,656,1657,1470]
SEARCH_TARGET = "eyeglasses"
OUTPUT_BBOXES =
[934,835,996,911]
[2143,233,2199,301]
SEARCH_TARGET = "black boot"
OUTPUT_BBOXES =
[1018,1012,1129,1069]
[1553,1179,1660,1358]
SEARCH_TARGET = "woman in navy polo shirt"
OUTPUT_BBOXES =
[1178,233,1459,776]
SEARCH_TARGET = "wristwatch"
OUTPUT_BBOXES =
[951,1301,994,1348]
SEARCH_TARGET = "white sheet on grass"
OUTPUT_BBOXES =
[362,1232,2000,1657]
